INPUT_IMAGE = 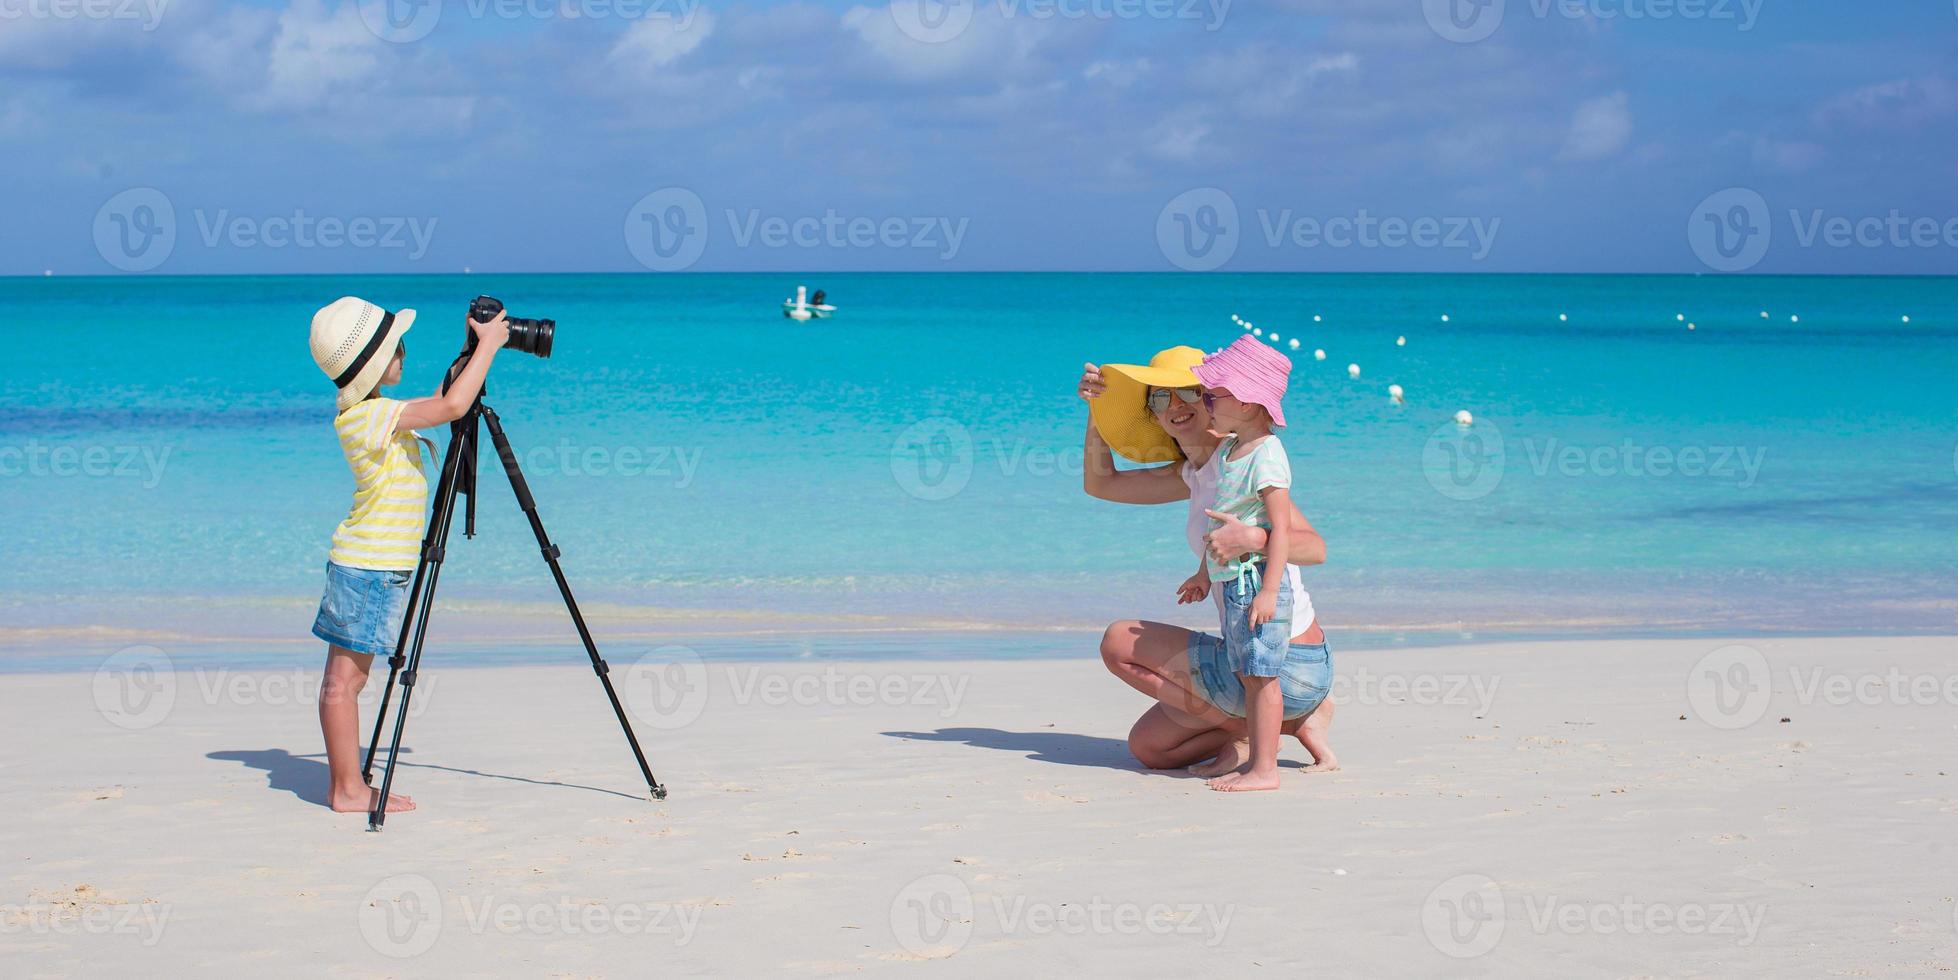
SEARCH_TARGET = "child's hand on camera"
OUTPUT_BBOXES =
[469,310,511,350]
[1250,589,1277,628]
[1177,572,1210,604]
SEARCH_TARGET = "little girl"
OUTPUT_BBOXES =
[1175,335,1298,792]
[305,296,506,814]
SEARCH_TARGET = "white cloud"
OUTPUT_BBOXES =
[609,8,717,74]
[1560,91,1631,161]
[1143,114,1215,164]
[1811,74,1958,131]
[1307,52,1359,75]
[252,0,384,110]
[1083,58,1152,88]
[1750,137,1823,173]
[841,1,1063,83]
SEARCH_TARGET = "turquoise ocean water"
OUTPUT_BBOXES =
[3,273,1954,665]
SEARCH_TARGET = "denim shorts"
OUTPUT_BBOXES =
[311,562,412,657]
[1220,562,1293,677]
[1189,568,1333,720]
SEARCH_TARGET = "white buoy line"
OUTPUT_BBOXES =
[1225,312,1477,426]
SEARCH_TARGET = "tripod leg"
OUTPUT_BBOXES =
[367,414,475,831]
[362,429,469,785]
[480,407,667,801]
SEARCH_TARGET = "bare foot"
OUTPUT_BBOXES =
[1296,697,1340,773]
[1209,768,1281,792]
[329,787,415,813]
[1189,740,1250,778]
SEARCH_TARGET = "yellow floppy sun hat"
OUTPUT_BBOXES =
[1089,345,1206,464]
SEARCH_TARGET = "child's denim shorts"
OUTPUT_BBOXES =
[1218,563,1293,677]
[311,562,412,657]
[1189,563,1333,720]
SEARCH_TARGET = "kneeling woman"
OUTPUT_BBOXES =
[1077,347,1338,776]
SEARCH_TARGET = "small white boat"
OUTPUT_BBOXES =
[782,286,837,320]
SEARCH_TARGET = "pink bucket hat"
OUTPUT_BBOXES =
[1193,335,1292,428]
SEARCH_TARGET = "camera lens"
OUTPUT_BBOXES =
[505,317,555,358]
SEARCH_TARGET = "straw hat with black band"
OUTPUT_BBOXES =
[1087,345,1207,465]
[310,297,416,411]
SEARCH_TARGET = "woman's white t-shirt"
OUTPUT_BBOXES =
[1183,451,1316,639]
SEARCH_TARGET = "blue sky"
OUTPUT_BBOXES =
[5,0,1956,274]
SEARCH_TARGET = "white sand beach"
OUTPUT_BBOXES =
[3,635,1955,976]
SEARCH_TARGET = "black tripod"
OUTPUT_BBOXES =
[360,385,666,832]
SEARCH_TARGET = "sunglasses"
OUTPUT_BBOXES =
[1146,387,1201,414]
[1201,391,1235,411]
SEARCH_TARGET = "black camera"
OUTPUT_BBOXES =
[468,295,554,358]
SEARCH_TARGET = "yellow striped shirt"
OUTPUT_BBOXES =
[328,398,428,570]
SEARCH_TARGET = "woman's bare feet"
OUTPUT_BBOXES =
[1296,698,1340,773]
[1188,739,1250,778]
[1208,768,1281,792]
[329,786,415,813]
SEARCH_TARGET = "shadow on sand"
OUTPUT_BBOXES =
[881,728,1315,774]
[882,728,1143,771]
[207,747,644,808]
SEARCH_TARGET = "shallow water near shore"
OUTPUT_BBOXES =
[4,271,1955,664]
